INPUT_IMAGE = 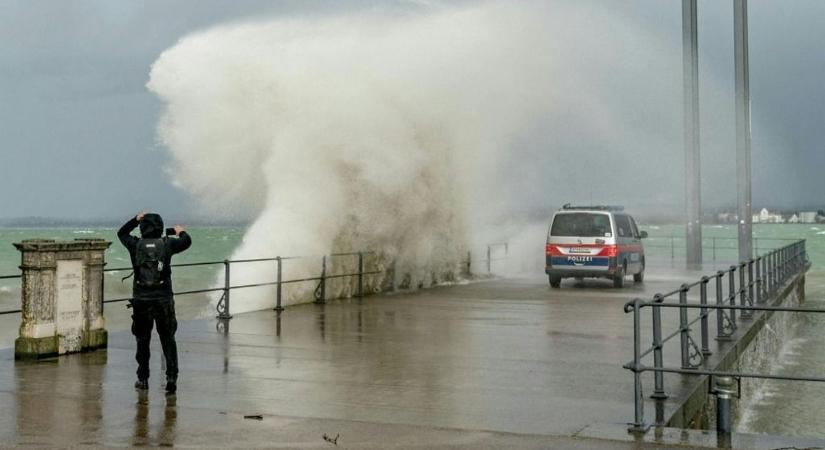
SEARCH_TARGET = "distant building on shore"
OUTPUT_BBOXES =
[753,208,785,224]
[715,208,824,224]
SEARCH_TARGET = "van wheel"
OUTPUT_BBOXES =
[549,275,561,288]
[613,266,625,288]
[634,258,645,283]
[634,268,645,283]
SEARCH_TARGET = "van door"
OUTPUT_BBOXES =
[613,214,641,274]
[629,216,644,272]
[547,212,615,272]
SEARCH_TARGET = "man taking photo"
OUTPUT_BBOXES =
[118,211,192,394]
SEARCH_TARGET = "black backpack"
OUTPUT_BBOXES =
[135,238,168,287]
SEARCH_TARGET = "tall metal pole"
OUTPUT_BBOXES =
[683,0,702,268]
[735,0,753,262]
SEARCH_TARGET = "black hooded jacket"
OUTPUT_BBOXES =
[118,214,192,301]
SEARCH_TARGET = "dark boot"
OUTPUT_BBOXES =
[165,376,177,394]
[135,378,149,390]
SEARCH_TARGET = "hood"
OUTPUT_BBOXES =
[139,213,164,238]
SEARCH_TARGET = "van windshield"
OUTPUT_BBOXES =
[550,213,612,237]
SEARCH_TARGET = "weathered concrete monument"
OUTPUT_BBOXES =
[14,239,110,359]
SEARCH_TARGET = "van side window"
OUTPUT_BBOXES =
[629,217,640,238]
[614,215,631,238]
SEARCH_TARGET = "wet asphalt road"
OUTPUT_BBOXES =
[0,266,807,448]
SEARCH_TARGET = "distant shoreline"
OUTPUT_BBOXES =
[0,218,249,228]
[0,223,248,229]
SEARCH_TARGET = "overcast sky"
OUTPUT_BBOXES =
[0,0,823,220]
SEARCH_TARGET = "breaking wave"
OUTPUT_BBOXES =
[147,1,711,311]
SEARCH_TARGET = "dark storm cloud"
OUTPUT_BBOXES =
[0,0,822,220]
[0,0,399,220]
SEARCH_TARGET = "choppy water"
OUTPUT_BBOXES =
[642,224,825,438]
[735,268,825,438]
[0,223,824,437]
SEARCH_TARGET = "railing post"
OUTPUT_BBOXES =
[739,262,751,320]
[274,256,284,311]
[679,285,691,369]
[715,272,728,340]
[771,250,777,293]
[774,249,779,291]
[357,252,364,298]
[754,256,762,304]
[794,242,799,271]
[467,250,472,275]
[217,259,232,320]
[747,259,755,306]
[771,249,776,289]
[630,298,646,432]
[778,247,784,284]
[767,251,773,296]
[728,267,737,329]
[802,240,807,267]
[651,294,668,400]
[712,237,717,262]
[699,277,711,356]
[713,376,736,435]
[487,245,492,274]
[316,255,327,304]
[790,242,796,271]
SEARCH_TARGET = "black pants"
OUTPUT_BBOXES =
[131,299,178,380]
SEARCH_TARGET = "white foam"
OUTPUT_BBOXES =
[147,2,718,312]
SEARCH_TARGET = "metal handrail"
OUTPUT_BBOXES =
[623,239,810,432]
[0,244,508,317]
[644,235,799,262]
[102,255,309,273]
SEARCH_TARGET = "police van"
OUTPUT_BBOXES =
[545,204,647,288]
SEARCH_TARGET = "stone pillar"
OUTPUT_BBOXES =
[14,238,111,359]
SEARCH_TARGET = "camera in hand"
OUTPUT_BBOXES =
[166,227,176,237]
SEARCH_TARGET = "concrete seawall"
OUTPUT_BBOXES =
[666,265,810,429]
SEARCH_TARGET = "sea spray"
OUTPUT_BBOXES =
[147,1,729,312]
[147,3,562,311]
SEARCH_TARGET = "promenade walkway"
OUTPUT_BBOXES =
[0,267,822,448]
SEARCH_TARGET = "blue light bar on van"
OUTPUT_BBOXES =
[561,204,625,212]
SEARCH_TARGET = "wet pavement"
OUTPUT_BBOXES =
[0,266,821,448]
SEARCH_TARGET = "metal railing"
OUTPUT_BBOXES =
[0,244,509,318]
[644,235,798,262]
[0,274,22,315]
[623,239,815,432]
[101,252,385,319]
